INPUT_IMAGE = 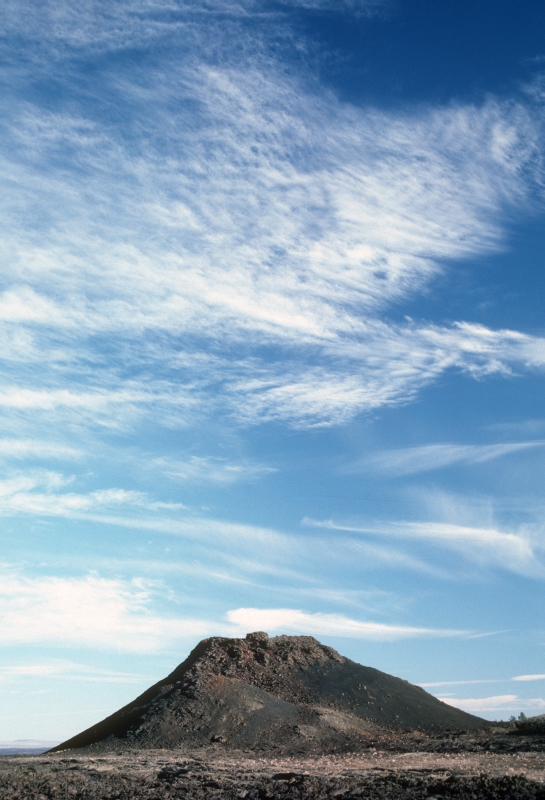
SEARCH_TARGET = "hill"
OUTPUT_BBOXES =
[50,632,487,754]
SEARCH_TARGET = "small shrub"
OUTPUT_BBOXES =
[514,716,545,735]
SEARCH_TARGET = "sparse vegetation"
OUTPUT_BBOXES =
[514,715,545,735]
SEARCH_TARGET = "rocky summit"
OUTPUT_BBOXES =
[50,633,487,754]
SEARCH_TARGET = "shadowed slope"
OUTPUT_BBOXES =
[50,632,487,753]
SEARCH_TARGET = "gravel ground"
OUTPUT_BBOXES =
[2,737,545,800]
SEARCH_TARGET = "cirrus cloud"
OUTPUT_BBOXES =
[0,23,543,431]
[303,517,545,577]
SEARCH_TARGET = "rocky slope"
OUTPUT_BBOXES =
[50,632,486,754]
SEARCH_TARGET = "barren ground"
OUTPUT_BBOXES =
[2,731,545,799]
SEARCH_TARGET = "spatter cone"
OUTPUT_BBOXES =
[50,632,487,753]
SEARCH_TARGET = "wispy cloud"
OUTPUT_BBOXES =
[226,607,468,640]
[155,455,276,484]
[420,679,503,688]
[0,0,390,56]
[350,441,545,477]
[438,695,545,715]
[303,517,545,577]
[0,439,81,461]
[0,6,542,431]
[0,462,301,577]
[421,675,545,687]
[0,383,198,434]
[488,419,545,435]
[345,538,445,576]
[0,472,185,517]
[0,662,150,684]
[392,521,543,577]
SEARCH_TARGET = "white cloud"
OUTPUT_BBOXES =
[0,662,149,684]
[0,439,81,460]
[420,679,502,688]
[0,389,124,411]
[0,472,185,517]
[394,521,542,576]
[0,573,217,652]
[218,322,545,427]
[64,511,286,550]
[226,607,467,640]
[303,517,544,577]
[0,380,200,450]
[351,441,545,477]
[0,21,542,430]
[422,675,545,687]
[0,0,391,55]
[0,573,455,651]
[438,695,545,714]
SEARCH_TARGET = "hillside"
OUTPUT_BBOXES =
[50,632,487,754]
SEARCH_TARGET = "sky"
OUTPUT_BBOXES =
[1,0,545,743]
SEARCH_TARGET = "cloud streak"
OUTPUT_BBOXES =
[0,472,185,517]
[303,517,545,577]
[438,695,545,715]
[155,455,276,484]
[350,441,545,477]
[226,607,468,640]
[0,439,81,460]
[0,662,150,684]
[421,675,545,687]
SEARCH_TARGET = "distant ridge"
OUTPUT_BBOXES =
[50,633,487,754]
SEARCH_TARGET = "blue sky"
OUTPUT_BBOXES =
[1,0,545,742]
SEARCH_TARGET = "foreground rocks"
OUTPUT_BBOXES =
[2,735,545,800]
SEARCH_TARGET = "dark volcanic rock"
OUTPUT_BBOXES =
[3,750,545,800]
[50,633,487,754]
